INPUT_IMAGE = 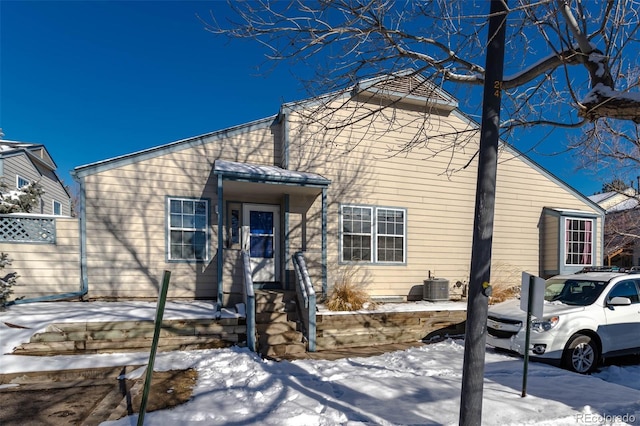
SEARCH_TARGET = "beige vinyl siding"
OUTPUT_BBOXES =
[2,154,71,216]
[82,125,277,300]
[222,249,243,305]
[286,99,601,298]
[31,160,71,216]
[1,217,80,300]
[2,155,37,188]
[542,211,560,275]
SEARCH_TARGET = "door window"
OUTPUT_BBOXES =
[249,211,274,258]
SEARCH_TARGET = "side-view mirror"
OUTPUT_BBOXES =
[608,296,632,306]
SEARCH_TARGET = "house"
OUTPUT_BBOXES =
[0,138,79,303]
[590,188,640,267]
[70,71,604,306]
[0,139,72,216]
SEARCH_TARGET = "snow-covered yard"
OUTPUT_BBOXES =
[2,301,640,425]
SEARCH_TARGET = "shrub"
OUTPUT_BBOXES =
[326,268,376,311]
[0,252,20,310]
[489,261,522,304]
[0,180,44,214]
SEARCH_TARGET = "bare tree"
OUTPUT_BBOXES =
[202,0,640,175]
[604,207,640,265]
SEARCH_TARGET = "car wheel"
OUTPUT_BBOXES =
[563,334,599,374]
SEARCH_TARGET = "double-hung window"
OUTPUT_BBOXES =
[565,218,593,266]
[167,197,209,261]
[52,200,62,216]
[16,175,29,189]
[341,205,406,263]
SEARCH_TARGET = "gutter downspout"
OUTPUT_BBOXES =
[280,107,290,169]
[10,173,89,305]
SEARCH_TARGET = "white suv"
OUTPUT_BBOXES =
[486,270,640,373]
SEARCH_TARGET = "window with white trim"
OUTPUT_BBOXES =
[167,198,209,261]
[565,218,593,266]
[341,205,406,263]
[16,175,29,189]
[52,200,62,216]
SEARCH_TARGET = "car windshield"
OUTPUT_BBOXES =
[544,279,608,306]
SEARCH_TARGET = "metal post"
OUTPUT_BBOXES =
[217,175,224,309]
[459,1,508,425]
[522,275,534,397]
[137,270,171,426]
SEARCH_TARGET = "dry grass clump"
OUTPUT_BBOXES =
[489,261,522,304]
[326,269,376,311]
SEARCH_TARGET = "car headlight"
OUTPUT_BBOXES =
[531,316,559,332]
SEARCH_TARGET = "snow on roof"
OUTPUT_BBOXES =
[588,191,616,203]
[214,159,330,186]
[589,189,639,213]
[0,140,37,152]
[606,197,640,213]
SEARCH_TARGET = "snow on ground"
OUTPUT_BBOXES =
[2,301,640,425]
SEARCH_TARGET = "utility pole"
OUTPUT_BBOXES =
[459,1,508,425]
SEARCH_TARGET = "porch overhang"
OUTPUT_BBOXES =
[213,160,330,306]
[213,160,330,192]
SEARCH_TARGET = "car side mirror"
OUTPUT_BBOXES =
[608,296,632,306]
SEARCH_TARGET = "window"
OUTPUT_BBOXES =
[52,200,62,216]
[167,198,209,261]
[565,218,593,266]
[608,280,640,304]
[16,175,29,189]
[341,205,406,263]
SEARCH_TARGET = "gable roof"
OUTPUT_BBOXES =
[70,70,604,214]
[278,69,458,115]
[0,139,58,171]
[355,70,458,111]
[589,189,639,213]
[72,116,277,179]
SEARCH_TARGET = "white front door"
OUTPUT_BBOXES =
[242,204,280,283]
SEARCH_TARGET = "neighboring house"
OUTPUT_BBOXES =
[0,139,72,216]
[590,188,640,267]
[71,71,604,305]
[589,188,639,213]
[0,139,79,303]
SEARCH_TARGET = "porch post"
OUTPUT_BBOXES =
[217,174,224,310]
[284,194,290,291]
[322,187,327,298]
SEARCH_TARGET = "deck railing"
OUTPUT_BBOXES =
[241,251,256,352]
[0,214,56,243]
[292,251,316,352]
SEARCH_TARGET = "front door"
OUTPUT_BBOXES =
[242,204,280,283]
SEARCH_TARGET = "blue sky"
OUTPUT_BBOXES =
[1,1,605,196]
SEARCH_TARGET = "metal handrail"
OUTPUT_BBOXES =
[241,251,256,352]
[292,251,316,352]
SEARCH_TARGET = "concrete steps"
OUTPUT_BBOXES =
[255,290,306,358]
